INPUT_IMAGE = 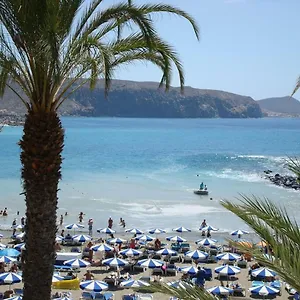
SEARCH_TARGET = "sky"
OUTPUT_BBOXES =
[100,0,300,100]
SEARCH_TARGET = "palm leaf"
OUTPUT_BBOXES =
[291,75,300,96]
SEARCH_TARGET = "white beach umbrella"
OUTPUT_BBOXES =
[200,225,218,232]
[207,286,233,295]
[137,258,164,269]
[52,274,65,283]
[0,243,7,249]
[185,250,208,260]
[120,279,150,288]
[156,248,177,256]
[102,257,129,267]
[63,258,90,268]
[135,234,154,242]
[80,280,108,292]
[108,237,126,244]
[6,296,23,300]
[214,265,241,276]
[195,238,217,247]
[125,228,144,235]
[0,272,22,287]
[173,227,191,233]
[249,285,279,296]
[119,248,142,257]
[15,232,25,240]
[216,252,241,261]
[55,235,64,243]
[179,266,199,275]
[0,256,17,263]
[14,243,25,251]
[91,243,113,252]
[251,267,276,278]
[230,229,249,236]
[148,228,166,235]
[97,227,116,234]
[166,236,186,243]
[72,234,92,243]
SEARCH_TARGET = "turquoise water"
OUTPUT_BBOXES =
[0,117,299,235]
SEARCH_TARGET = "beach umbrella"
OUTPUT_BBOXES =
[125,228,144,235]
[0,243,7,249]
[251,267,276,278]
[102,257,129,267]
[52,274,65,283]
[200,225,218,232]
[167,280,192,289]
[166,236,186,243]
[135,235,154,242]
[55,236,64,243]
[0,248,20,257]
[14,243,26,251]
[216,252,241,261]
[185,250,208,260]
[14,225,24,231]
[137,258,164,269]
[120,279,150,288]
[80,280,108,292]
[72,234,92,243]
[6,296,22,300]
[215,265,241,276]
[173,227,191,233]
[65,223,84,230]
[230,230,249,236]
[91,243,113,252]
[0,256,17,263]
[195,238,217,247]
[156,248,177,256]
[148,228,166,235]
[15,232,25,240]
[63,258,90,268]
[179,266,199,275]
[249,285,279,296]
[97,227,116,234]
[0,234,3,238]
[56,297,72,300]
[119,248,142,257]
[107,237,126,244]
[0,272,22,287]
[207,286,233,296]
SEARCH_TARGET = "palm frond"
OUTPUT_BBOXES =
[286,156,300,180]
[222,196,300,291]
[291,75,300,96]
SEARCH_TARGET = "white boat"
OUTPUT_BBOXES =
[194,189,209,195]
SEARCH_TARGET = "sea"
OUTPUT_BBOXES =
[0,117,299,240]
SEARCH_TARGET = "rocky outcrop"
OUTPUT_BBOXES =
[0,79,263,118]
[264,170,300,190]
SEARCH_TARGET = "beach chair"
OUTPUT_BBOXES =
[13,288,23,295]
[139,276,151,283]
[122,295,138,300]
[137,294,153,300]
[237,260,247,268]
[94,292,114,299]
[152,267,164,276]
[81,291,93,299]
[165,264,177,276]
[203,267,212,280]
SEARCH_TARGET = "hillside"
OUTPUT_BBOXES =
[257,96,300,116]
[0,79,262,119]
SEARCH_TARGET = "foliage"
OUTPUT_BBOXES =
[0,0,199,113]
[222,195,300,292]
[292,76,300,96]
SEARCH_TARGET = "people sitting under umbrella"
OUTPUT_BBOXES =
[154,238,161,250]
[83,270,94,281]
[9,263,18,273]
[67,270,76,280]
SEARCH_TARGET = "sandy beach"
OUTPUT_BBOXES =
[0,231,291,300]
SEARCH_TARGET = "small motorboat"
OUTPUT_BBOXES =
[194,189,209,195]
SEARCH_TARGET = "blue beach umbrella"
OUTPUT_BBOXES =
[166,236,186,243]
[125,228,144,235]
[120,279,150,288]
[0,256,17,263]
[64,259,90,268]
[156,248,177,256]
[249,285,279,296]
[215,265,241,276]
[207,286,233,295]
[148,228,166,235]
[14,243,25,251]
[80,280,108,292]
[179,266,199,275]
[200,225,218,232]
[119,248,142,257]
[97,227,116,234]
[91,243,113,252]
[196,238,217,247]
[137,258,164,269]
[251,267,276,278]
[0,248,20,257]
[185,250,208,260]
[55,236,64,243]
[72,234,92,243]
[0,243,6,249]
[167,280,191,289]
[52,274,65,283]
[135,235,154,242]
[57,297,72,300]
[108,237,126,244]
[65,223,84,230]
[15,232,25,240]
[0,272,22,284]
[230,230,249,236]
[6,296,23,300]
[102,257,129,267]
[173,227,191,233]
[216,252,241,261]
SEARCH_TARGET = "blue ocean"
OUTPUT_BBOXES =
[0,117,299,236]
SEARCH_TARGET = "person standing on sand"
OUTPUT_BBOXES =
[79,212,84,223]
[60,214,63,226]
[88,218,93,236]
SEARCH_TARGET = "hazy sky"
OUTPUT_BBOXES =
[100,0,300,99]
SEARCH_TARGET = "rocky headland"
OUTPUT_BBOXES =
[264,170,300,190]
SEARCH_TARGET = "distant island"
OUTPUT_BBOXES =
[0,79,265,124]
[257,96,300,117]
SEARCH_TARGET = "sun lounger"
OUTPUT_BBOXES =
[122,295,138,300]
[152,267,164,276]
[137,294,153,300]
[13,288,23,295]
[165,264,177,276]
[81,291,93,299]
[52,278,80,290]
[237,260,247,268]
[182,256,192,263]
[169,255,181,263]
[139,276,151,283]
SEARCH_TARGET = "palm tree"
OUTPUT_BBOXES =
[292,76,300,96]
[0,1,199,299]
[222,196,300,292]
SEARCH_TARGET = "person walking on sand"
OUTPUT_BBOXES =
[88,218,93,236]
[79,212,84,223]
[60,214,63,226]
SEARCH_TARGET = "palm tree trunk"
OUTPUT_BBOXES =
[19,110,64,300]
